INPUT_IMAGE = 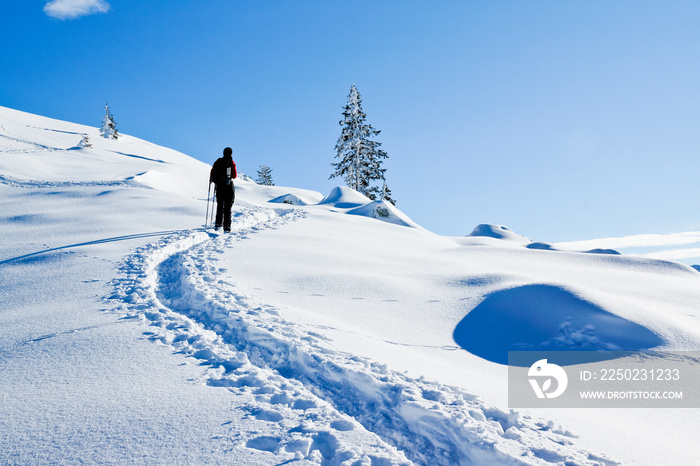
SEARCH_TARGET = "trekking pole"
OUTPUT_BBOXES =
[205,181,212,228]
[210,185,217,227]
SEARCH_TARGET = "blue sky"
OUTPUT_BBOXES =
[2,1,699,259]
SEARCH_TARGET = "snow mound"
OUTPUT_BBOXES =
[453,284,663,365]
[466,224,531,245]
[585,248,621,255]
[525,242,557,251]
[234,182,323,209]
[346,200,418,228]
[318,186,371,209]
[269,193,307,206]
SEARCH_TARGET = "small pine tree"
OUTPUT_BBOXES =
[330,84,393,202]
[380,181,395,206]
[100,102,119,139]
[256,165,274,186]
[78,134,92,148]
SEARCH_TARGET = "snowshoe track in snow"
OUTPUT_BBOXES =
[108,205,616,465]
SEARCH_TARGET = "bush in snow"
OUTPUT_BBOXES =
[375,206,390,218]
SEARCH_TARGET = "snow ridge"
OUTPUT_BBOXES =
[108,205,614,465]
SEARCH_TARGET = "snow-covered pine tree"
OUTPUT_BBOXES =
[379,180,396,206]
[256,165,274,186]
[78,134,92,148]
[330,84,393,201]
[100,103,119,140]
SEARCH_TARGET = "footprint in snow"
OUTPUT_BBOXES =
[330,419,354,431]
[250,407,284,422]
[292,398,318,410]
[245,436,281,453]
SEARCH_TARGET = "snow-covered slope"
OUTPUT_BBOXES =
[2,105,700,465]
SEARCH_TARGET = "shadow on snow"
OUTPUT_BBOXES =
[453,284,664,366]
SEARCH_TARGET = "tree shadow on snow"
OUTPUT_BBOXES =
[453,284,664,366]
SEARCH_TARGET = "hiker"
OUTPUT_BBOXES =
[210,147,237,232]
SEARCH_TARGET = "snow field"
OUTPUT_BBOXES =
[107,201,616,465]
[3,105,700,465]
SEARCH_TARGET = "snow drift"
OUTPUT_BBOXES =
[269,193,308,205]
[454,284,664,365]
[317,186,371,209]
[346,200,419,228]
[467,224,532,245]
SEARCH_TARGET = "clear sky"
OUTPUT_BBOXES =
[2,1,699,258]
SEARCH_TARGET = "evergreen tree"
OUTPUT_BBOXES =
[380,181,396,206]
[100,102,119,139]
[78,134,92,148]
[256,165,274,186]
[330,84,393,201]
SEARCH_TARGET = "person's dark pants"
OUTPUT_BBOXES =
[215,184,235,231]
